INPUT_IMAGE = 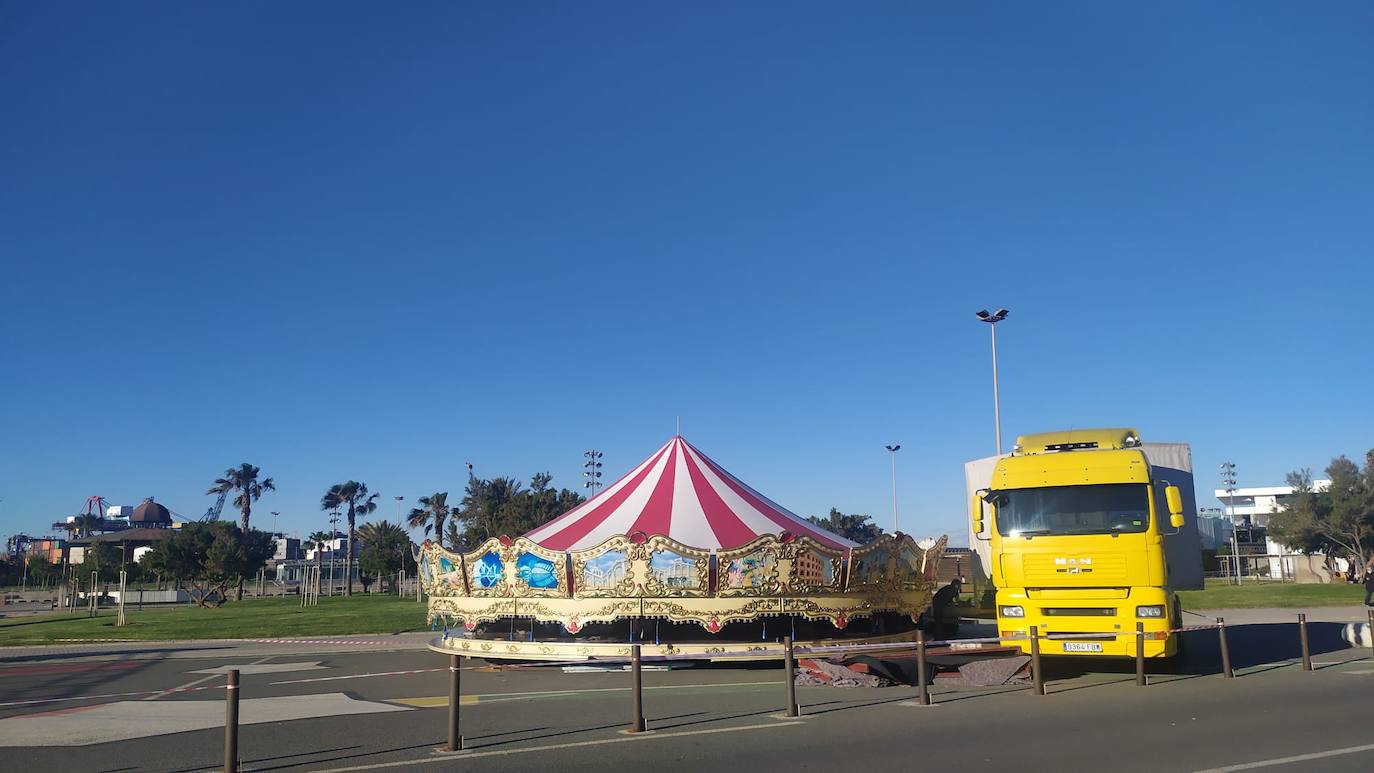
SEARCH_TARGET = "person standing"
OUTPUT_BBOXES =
[1364,569,1374,607]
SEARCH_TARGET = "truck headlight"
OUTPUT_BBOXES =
[1136,605,1164,618]
[999,605,1025,618]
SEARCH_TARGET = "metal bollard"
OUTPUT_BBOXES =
[1368,609,1374,660]
[224,669,240,773]
[1135,622,1146,686]
[915,630,931,705]
[629,644,646,732]
[446,655,463,751]
[1299,614,1312,671]
[1218,618,1233,679]
[1030,626,1044,695]
[783,636,799,717]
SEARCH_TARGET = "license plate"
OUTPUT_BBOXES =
[1062,642,1103,653]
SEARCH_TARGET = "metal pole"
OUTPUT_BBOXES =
[629,644,645,732]
[1299,613,1312,671]
[1030,625,1044,695]
[446,654,463,751]
[1368,609,1374,660]
[90,570,99,617]
[1135,622,1145,686]
[784,636,799,717]
[915,630,930,705]
[990,321,1002,455]
[1218,617,1233,678]
[890,451,898,534]
[224,669,240,773]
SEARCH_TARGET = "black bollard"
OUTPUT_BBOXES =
[1135,623,1146,686]
[1030,626,1044,695]
[783,636,799,717]
[1299,614,1312,671]
[915,631,931,705]
[224,669,240,773]
[446,654,463,751]
[1218,618,1233,679]
[629,645,645,732]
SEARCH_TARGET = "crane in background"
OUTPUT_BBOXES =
[202,489,228,522]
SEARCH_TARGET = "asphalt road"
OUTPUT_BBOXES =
[2,619,1372,773]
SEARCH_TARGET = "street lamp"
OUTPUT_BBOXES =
[884,444,901,534]
[975,308,1010,454]
[1220,462,1240,584]
[270,511,279,537]
[583,450,604,497]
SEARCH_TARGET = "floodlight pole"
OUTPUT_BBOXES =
[975,309,1009,455]
[885,445,901,534]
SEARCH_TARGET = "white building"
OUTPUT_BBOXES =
[1213,480,1342,581]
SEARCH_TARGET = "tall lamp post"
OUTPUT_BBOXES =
[583,450,604,497]
[885,444,901,534]
[1220,462,1240,584]
[975,308,1010,455]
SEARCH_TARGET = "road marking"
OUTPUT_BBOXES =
[0,662,142,678]
[144,654,274,701]
[1193,742,1374,772]
[0,693,408,747]
[188,661,326,676]
[310,721,805,772]
[389,680,781,707]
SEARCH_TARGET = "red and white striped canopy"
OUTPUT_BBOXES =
[524,436,856,552]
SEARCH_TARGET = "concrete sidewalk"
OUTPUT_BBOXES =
[0,631,435,663]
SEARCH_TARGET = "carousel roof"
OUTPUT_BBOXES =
[524,436,856,552]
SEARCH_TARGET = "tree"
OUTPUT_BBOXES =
[72,513,102,538]
[1268,452,1374,575]
[25,554,59,587]
[321,481,378,596]
[407,493,452,548]
[140,523,273,607]
[451,472,584,549]
[77,542,124,588]
[208,462,275,601]
[806,508,884,544]
[358,520,410,590]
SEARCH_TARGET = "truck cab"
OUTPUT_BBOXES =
[971,428,1194,658]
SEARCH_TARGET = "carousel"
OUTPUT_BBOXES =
[420,436,947,660]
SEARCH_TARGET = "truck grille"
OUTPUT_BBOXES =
[1042,607,1116,617]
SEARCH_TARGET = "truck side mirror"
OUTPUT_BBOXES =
[971,491,986,538]
[1165,485,1185,529]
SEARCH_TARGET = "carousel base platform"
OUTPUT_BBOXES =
[428,629,921,663]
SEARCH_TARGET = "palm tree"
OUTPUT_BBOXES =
[306,530,332,590]
[208,463,275,601]
[208,463,275,536]
[407,493,451,548]
[72,513,101,539]
[321,481,378,596]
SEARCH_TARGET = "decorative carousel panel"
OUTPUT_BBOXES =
[570,535,639,598]
[422,543,467,597]
[506,537,569,598]
[716,535,782,597]
[461,537,511,597]
[846,534,899,590]
[641,535,711,597]
[783,536,846,594]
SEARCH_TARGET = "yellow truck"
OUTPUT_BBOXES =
[965,429,1202,658]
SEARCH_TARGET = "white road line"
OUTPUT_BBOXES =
[1193,742,1374,772]
[143,655,274,701]
[308,721,805,772]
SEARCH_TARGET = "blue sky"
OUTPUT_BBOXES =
[2,2,1371,545]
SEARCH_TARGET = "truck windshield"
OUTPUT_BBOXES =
[994,483,1150,537]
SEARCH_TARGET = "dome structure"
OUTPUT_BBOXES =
[421,435,947,662]
[130,498,172,524]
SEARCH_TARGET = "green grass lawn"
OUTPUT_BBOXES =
[0,595,429,646]
[1178,578,1369,609]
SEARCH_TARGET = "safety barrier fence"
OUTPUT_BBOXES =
[4,610,1371,771]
